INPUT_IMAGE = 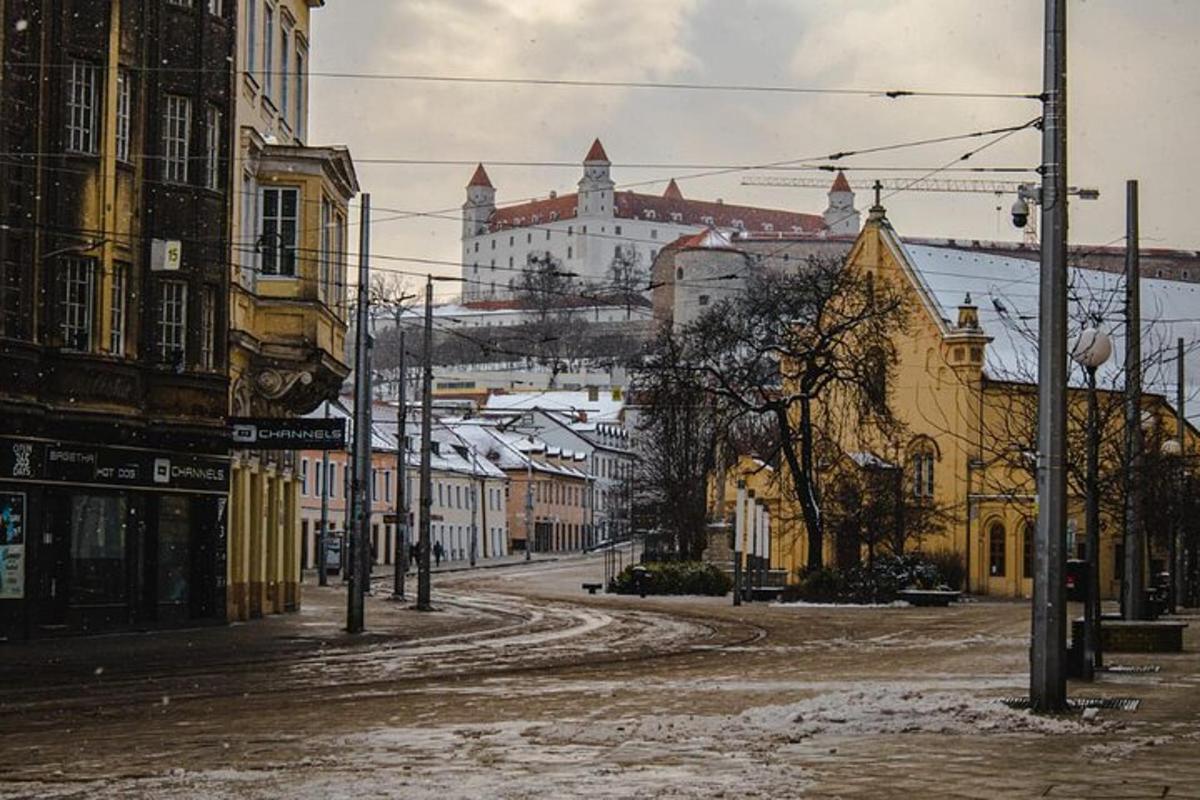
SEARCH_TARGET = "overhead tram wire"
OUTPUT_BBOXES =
[3,62,1041,100]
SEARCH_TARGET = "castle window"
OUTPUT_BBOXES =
[615,225,622,235]
[645,210,657,220]
[527,232,532,244]
[698,295,710,306]
[568,225,573,236]
[650,229,658,239]
[491,239,495,250]
[763,223,774,232]
[701,216,713,225]
[474,242,479,253]
[508,256,513,268]
[670,212,682,223]
[550,212,558,221]
[545,230,551,241]
[509,235,514,246]
[567,246,573,259]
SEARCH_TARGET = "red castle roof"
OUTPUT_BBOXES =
[468,163,493,188]
[831,170,851,193]
[584,138,609,162]
[662,179,684,200]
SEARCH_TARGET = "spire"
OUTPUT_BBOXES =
[584,138,609,163]
[663,179,683,200]
[467,163,493,189]
[830,170,851,193]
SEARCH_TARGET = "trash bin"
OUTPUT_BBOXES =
[1065,559,1088,602]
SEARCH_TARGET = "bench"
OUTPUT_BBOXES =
[749,586,785,603]
[897,589,961,607]
[582,582,603,595]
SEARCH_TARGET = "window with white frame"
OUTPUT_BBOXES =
[200,286,215,369]
[167,0,193,6]
[279,24,290,126]
[300,458,309,495]
[328,462,337,498]
[205,105,222,190]
[333,209,346,309]
[59,257,95,350]
[115,69,132,161]
[246,0,257,75]
[162,95,191,183]
[240,173,257,286]
[109,262,126,355]
[295,48,306,140]
[319,195,331,302]
[263,3,274,99]
[66,59,99,154]
[259,187,298,276]
[157,281,187,364]
[207,0,221,15]
[315,461,324,496]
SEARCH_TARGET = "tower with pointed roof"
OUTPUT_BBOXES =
[823,170,860,236]
[463,163,496,239]
[577,138,615,220]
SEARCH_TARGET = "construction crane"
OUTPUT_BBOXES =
[740,175,1099,245]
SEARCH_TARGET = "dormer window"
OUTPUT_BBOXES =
[645,210,657,220]
[701,215,714,225]
[550,212,559,221]
[732,219,745,230]
[762,223,773,232]
[670,212,683,223]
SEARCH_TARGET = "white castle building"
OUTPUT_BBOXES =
[460,139,859,302]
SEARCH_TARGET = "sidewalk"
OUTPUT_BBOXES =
[308,551,566,586]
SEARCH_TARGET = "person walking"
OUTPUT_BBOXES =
[433,540,444,567]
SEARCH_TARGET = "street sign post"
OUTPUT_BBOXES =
[229,418,346,450]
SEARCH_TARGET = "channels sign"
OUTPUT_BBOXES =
[229,418,346,450]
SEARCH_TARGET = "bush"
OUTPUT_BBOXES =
[923,549,966,591]
[782,552,954,605]
[611,561,733,596]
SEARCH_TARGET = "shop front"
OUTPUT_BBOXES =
[0,436,229,640]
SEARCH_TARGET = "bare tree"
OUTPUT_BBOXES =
[680,256,911,571]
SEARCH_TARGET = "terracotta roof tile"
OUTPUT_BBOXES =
[584,138,609,162]
[467,163,493,188]
[831,170,851,193]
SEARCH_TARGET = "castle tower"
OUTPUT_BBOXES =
[577,138,614,218]
[823,170,860,236]
[463,163,496,238]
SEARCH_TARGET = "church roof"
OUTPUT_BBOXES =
[467,163,493,188]
[584,138,609,162]
[830,170,852,193]
[663,179,684,200]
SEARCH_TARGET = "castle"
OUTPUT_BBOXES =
[460,139,859,302]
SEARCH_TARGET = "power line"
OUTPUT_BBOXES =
[4,62,1040,99]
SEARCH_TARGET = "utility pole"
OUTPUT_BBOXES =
[746,489,756,602]
[1175,338,1186,609]
[1084,364,1101,678]
[347,193,372,633]
[393,329,408,600]
[1122,180,1145,621]
[469,462,479,568]
[732,481,744,606]
[416,275,435,611]
[318,403,331,587]
[525,435,535,561]
[1030,0,1069,713]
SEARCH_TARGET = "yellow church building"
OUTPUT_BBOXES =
[712,203,1197,599]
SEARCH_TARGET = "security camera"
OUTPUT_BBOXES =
[1011,197,1029,229]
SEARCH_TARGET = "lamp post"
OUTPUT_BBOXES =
[1072,326,1113,680]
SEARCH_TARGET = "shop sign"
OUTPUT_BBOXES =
[0,438,229,494]
[0,492,25,599]
[229,418,347,450]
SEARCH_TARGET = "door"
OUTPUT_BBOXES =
[35,493,70,629]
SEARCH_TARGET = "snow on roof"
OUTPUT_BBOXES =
[450,422,587,479]
[484,390,625,422]
[899,241,1200,425]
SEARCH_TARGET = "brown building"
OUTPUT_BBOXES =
[0,0,236,638]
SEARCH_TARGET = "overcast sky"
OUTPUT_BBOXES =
[309,0,1200,296]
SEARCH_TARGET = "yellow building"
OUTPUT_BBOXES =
[225,0,359,620]
[716,204,1197,598]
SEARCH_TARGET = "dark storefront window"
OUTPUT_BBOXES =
[70,494,128,605]
[157,496,191,604]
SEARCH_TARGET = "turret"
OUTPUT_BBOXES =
[463,163,495,238]
[823,170,860,236]
[577,138,614,218]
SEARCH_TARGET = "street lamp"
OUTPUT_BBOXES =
[1072,326,1113,680]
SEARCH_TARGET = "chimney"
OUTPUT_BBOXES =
[957,293,981,331]
[549,190,557,199]
[587,386,599,402]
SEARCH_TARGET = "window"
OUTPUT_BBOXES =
[157,281,187,364]
[315,461,324,496]
[567,246,573,259]
[162,95,191,183]
[988,522,1006,577]
[526,232,532,244]
[240,173,258,287]
[650,228,658,238]
[300,459,309,495]
[115,70,132,162]
[384,471,392,503]
[1022,521,1034,580]
[911,452,935,498]
[260,187,298,276]
[167,0,193,6]
[863,347,888,413]
[200,286,216,369]
[319,196,332,301]
[614,225,622,235]
[280,24,290,125]
[474,242,479,253]
[0,236,26,339]
[263,4,274,98]
[545,230,551,241]
[246,0,257,75]
[295,48,306,139]
[205,105,223,190]
[333,211,346,309]
[69,494,128,604]
[207,0,221,14]
[109,262,126,355]
[328,463,337,498]
[698,294,710,306]
[66,59,100,154]
[508,235,514,246]
[60,257,95,351]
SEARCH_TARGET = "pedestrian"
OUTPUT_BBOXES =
[433,540,444,567]
[409,542,418,569]
[369,541,376,576]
